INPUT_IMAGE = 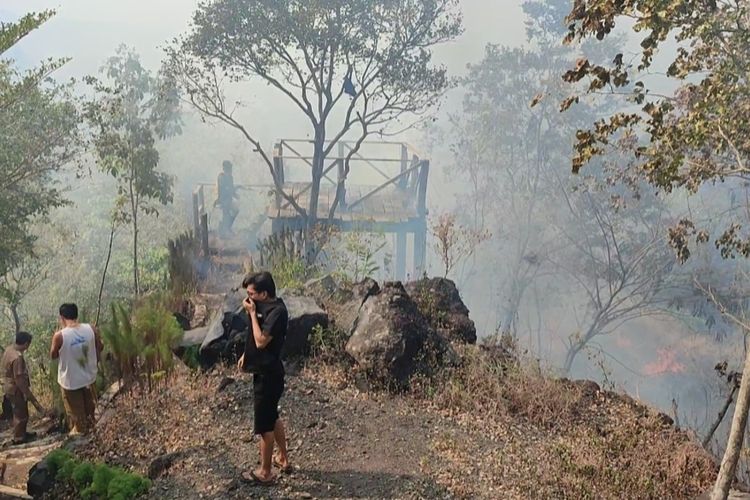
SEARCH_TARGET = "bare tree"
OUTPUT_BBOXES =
[166,0,462,261]
[0,253,52,333]
[553,185,674,373]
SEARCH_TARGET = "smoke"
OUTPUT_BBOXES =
[4,0,745,453]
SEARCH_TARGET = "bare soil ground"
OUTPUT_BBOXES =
[53,357,717,500]
[77,366,454,500]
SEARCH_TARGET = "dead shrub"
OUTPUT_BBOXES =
[425,339,583,428]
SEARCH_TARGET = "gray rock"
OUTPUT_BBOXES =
[148,451,182,479]
[180,326,209,347]
[200,288,246,351]
[405,277,477,344]
[27,459,54,497]
[303,274,338,301]
[345,281,453,388]
[327,278,380,337]
[281,294,329,358]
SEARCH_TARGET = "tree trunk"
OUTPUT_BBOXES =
[563,343,581,374]
[10,304,20,334]
[96,220,117,326]
[703,384,738,448]
[129,177,140,297]
[132,212,140,297]
[305,129,325,264]
[711,345,750,500]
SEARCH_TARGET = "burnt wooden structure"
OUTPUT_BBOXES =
[267,139,429,279]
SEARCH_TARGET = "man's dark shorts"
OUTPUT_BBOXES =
[253,372,284,435]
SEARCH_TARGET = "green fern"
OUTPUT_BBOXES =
[101,295,183,392]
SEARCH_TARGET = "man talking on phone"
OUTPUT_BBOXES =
[237,271,291,484]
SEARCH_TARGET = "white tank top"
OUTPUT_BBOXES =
[57,324,98,390]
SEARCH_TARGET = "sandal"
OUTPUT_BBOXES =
[11,432,37,445]
[273,457,293,474]
[241,470,276,486]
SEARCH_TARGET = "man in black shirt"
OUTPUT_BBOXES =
[237,271,290,484]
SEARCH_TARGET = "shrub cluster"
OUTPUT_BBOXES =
[46,449,150,500]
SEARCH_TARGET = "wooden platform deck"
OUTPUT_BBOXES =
[267,182,418,223]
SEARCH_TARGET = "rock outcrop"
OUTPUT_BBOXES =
[345,281,454,388]
[282,294,329,358]
[405,277,477,344]
[325,277,380,336]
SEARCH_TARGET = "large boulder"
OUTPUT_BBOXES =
[180,325,209,348]
[281,293,329,358]
[345,281,453,388]
[302,274,338,304]
[326,277,380,336]
[197,288,329,366]
[199,288,248,367]
[405,277,477,344]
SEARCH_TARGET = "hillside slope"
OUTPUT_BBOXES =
[65,357,717,500]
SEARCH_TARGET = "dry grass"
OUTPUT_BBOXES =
[419,340,584,428]
[412,339,717,499]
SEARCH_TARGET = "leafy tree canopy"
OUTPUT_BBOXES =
[0,10,81,277]
[85,45,181,296]
[561,0,750,261]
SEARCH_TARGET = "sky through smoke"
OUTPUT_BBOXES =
[1,1,526,77]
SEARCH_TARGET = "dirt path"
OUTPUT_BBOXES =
[78,367,453,500]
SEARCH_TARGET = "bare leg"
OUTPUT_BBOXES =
[254,431,275,480]
[273,419,289,468]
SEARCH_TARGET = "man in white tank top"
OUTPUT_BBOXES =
[50,303,103,435]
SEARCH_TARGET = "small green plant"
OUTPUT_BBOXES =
[101,295,183,392]
[46,449,151,500]
[329,231,387,283]
[309,324,347,361]
[181,344,201,370]
[272,256,312,290]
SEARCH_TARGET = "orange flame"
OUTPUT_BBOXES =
[643,348,686,376]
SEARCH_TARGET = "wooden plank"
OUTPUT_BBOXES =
[347,161,422,211]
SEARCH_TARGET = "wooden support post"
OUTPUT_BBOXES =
[413,160,430,278]
[273,142,285,210]
[337,158,347,210]
[200,213,209,259]
[197,185,205,215]
[407,154,420,192]
[396,230,407,280]
[192,191,200,238]
[417,160,430,217]
[399,144,408,189]
[414,220,427,279]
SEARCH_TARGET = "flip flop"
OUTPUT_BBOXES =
[273,458,294,474]
[242,470,276,486]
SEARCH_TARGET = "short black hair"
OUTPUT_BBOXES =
[15,331,32,346]
[59,303,78,320]
[222,160,233,171]
[242,271,276,298]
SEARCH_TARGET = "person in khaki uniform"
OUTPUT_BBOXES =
[1,331,44,444]
[50,303,102,435]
